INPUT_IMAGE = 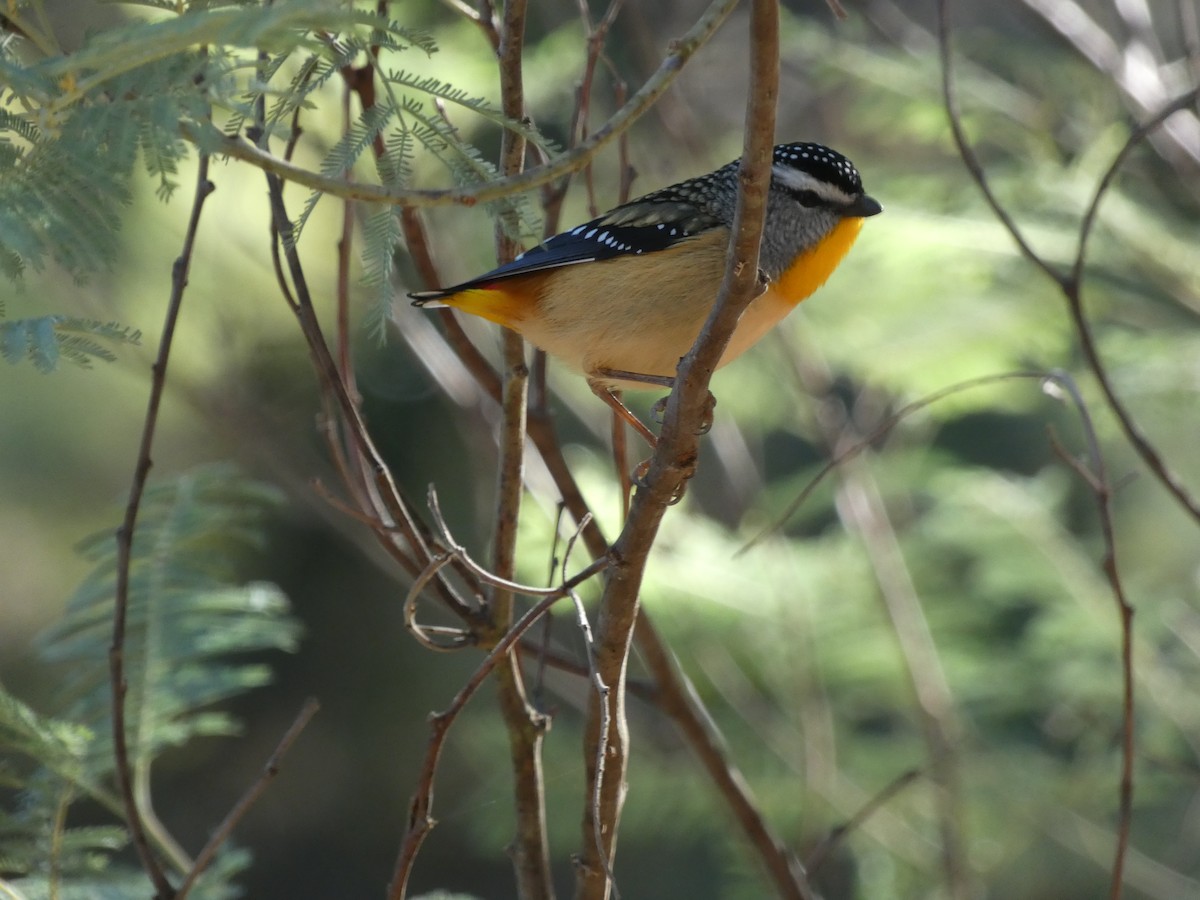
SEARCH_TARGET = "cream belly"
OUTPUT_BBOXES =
[515,240,794,390]
[509,215,864,390]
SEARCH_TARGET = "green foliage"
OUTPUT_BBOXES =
[1,0,550,329]
[0,316,141,372]
[0,464,297,897]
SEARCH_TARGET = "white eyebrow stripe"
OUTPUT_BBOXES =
[772,164,854,205]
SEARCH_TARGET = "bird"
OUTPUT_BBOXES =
[410,142,881,445]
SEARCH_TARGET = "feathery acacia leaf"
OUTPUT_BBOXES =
[37,463,299,773]
[0,317,140,372]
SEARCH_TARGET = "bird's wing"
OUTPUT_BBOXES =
[408,195,723,301]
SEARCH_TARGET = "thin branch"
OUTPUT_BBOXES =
[805,769,922,875]
[575,0,785,896]
[483,1,557,894]
[192,0,742,210]
[935,0,1063,286]
[175,700,320,900]
[1061,89,1200,524]
[427,487,611,599]
[387,583,585,900]
[938,0,1200,526]
[110,153,215,900]
[262,154,477,618]
[738,371,1055,555]
[1072,88,1199,284]
[1042,374,1136,900]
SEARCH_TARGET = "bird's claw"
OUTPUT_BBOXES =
[631,459,688,505]
[651,396,668,426]
[696,391,716,435]
[651,391,715,435]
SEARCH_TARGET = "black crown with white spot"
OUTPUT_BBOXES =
[773,142,864,196]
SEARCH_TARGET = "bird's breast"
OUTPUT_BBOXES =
[774,215,865,303]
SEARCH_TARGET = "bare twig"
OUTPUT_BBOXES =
[1042,373,1136,900]
[938,0,1200,526]
[1061,90,1200,525]
[427,486,610,600]
[738,371,1055,555]
[193,0,742,210]
[110,153,215,900]
[805,769,922,875]
[1070,89,1200,286]
[387,578,591,900]
[936,0,1062,286]
[175,700,320,900]
[574,0,787,896]
[262,151,476,618]
[481,2,559,894]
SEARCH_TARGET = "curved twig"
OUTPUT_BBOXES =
[937,0,1200,526]
[193,0,741,210]
[387,586,584,900]
[404,555,474,652]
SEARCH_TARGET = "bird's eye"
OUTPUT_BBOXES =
[795,189,822,207]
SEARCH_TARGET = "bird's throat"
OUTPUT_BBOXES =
[776,216,866,305]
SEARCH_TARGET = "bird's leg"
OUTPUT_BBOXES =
[609,393,632,519]
[587,374,666,449]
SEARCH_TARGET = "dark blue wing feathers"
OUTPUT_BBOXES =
[409,191,723,300]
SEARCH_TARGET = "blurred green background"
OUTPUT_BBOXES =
[3,1,1199,898]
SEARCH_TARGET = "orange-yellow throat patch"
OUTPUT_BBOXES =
[776,215,866,304]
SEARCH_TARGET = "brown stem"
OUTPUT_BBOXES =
[196,0,741,210]
[1043,377,1137,900]
[110,153,215,900]
[481,2,557,896]
[175,700,319,900]
[574,1,782,897]
[388,579,591,900]
[938,0,1200,526]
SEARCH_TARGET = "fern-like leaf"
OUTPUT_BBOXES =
[387,69,562,156]
[360,204,405,344]
[403,98,540,241]
[0,317,141,373]
[38,464,300,773]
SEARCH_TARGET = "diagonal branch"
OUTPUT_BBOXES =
[174,699,320,900]
[198,0,742,211]
[574,0,791,897]
[937,0,1200,526]
[387,563,605,900]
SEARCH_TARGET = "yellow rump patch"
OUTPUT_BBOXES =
[439,283,536,329]
[776,216,866,305]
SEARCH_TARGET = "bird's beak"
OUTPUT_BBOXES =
[844,194,883,218]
